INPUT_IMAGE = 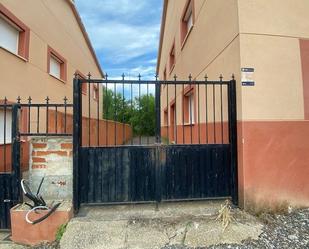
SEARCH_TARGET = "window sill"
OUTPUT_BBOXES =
[0,46,28,62]
[0,142,12,146]
[49,73,66,84]
[181,25,194,51]
[183,122,195,126]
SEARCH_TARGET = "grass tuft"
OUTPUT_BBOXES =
[56,223,67,242]
[216,199,234,231]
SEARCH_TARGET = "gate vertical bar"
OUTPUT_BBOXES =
[73,76,82,211]
[11,104,21,204]
[228,77,238,205]
[155,77,161,144]
[155,77,162,203]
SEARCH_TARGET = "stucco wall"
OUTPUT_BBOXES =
[158,0,309,211]
[0,0,102,117]
[158,0,241,138]
[236,0,309,211]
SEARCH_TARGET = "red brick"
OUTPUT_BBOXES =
[36,151,67,157]
[32,143,47,149]
[32,157,46,163]
[61,143,72,149]
[32,164,47,169]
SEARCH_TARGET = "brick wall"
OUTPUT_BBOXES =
[29,137,73,201]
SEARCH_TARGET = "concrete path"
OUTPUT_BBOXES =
[60,201,263,249]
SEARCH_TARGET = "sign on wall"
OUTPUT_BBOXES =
[241,68,255,86]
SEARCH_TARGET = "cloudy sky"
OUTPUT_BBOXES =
[75,0,163,80]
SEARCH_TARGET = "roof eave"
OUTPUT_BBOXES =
[66,0,105,78]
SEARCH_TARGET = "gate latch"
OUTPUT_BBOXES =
[3,199,11,203]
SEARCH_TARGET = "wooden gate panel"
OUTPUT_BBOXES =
[80,147,157,204]
[161,145,231,201]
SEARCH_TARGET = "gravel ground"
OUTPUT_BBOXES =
[162,208,309,249]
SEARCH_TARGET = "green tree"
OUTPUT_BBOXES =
[130,94,155,136]
[102,87,155,136]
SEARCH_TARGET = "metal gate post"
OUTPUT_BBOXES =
[11,104,21,204]
[73,76,82,212]
[155,78,162,204]
[228,78,238,205]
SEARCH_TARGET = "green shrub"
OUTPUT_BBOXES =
[56,223,67,241]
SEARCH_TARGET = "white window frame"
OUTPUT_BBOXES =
[49,55,61,79]
[0,15,20,54]
[0,109,12,144]
[188,93,195,124]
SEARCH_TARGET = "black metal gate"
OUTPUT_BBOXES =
[73,74,238,209]
[0,104,20,229]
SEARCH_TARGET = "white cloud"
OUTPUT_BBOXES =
[75,0,162,78]
[76,0,146,17]
[83,20,160,64]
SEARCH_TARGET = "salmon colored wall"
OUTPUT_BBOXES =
[0,142,29,173]
[241,121,309,211]
[80,117,132,147]
[43,111,132,147]
[161,122,229,145]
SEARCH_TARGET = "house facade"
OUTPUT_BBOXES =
[0,0,110,173]
[157,0,309,211]
[0,0,103,115]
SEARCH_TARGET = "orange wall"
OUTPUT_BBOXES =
[240,121,309,212]
[161,122,229,145]
[0,142,29,173]
[44,111,132,147]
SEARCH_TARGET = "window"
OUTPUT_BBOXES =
[75,70,87,95]
[0,4,30,60]
[180,0,194,47]
[50,56,61,78]
[170,103,176,142]
[93,84,99,101]
[47,46,67,82]
[0,108,12,144]
[169,43,175,73]
[0,17,19,54]
[184,89,195,124]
